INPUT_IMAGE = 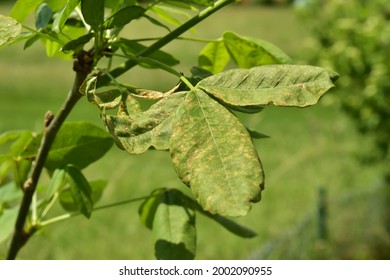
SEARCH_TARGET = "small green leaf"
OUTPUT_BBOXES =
[139,189,165,230]
[246,127,270,139]
[0,15,22,47]
[9,0,43,22]
[223,31,292,68]
[45,122,113,170]
[103,6,145,30]
[151,188,196,260]
[64,165,93,218]
[45,169,66,202]
[118,39,179,68]
[198,65,339,108]
[52,0,81,33]
[0,207,19,244]
[198,40,230,74]
[104,92,185,154]
[170,89,264,217]
[61,33,94,52]
[80,0,104,30]
[35,3,53,29]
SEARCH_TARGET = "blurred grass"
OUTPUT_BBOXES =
[0,4,384,259]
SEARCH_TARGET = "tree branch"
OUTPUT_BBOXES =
[6,52,93,260]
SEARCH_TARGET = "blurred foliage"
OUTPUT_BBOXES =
[299,0,390,164]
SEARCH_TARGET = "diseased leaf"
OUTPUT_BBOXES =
[0,15,22,47]
[198,65,339,108]
[45,122,113,170]
[198,39,230,74]
[223,31,292,68]
[52,0,81,33]
[104,6,145,30]
[170,89,264,217]
[104,92,185,154]
[151,188,196,260]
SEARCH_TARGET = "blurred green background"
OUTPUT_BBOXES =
[0,1,387,259]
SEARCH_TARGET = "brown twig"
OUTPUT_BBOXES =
[6,52,93,260]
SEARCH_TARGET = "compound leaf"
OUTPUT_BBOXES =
[198,65,339,108]
[45,122,113,170]
[170,89,264,217]
[104,92,185,154]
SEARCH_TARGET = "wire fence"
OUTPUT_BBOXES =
[250,178,389,259]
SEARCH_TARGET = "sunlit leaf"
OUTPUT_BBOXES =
[223,31,292,68]
[0,207,19,244]
[0,15,22,47]
[198,40,230,74]
[9,0,43,22]
[45,169,66,202]
[198,65,339,108]
[170,89,264,217]
[52,0,80,33]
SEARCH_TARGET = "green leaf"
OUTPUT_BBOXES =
[35,3,53,29]
[52,0,81,33]
[45,122,113,170]
[104,92,185,154]
[103,6,145,30]
[59,178,106,213]
[198,65,339,108]
[170,89,264,217]
[246,127,270,139]
[9,0,43,22]
[61,33,94,52]
[0,207,19,244]
[118,39,179,68]
[63,165,93,218]
[151,188,196,260]
[198,40,230,74]
[0,182,23,205]
[0,15,22,47]
[139,189,165,230]
[223,31,292,68]
[80,0,104,30]
[45,169,66,202]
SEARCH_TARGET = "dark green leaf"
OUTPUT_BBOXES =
[24,33,40,49]
[80,0,104,30]
[0,15,22,47]
[139,189,165,230]
[9,0,43,22]
[170,89,264,217]
[0,207,19,244]
[52,0,81,33]
[45,121,113,170]
[61,33,94,52]
[246,127,270,139]
[118,39,179,68]
[104,92,185,154]
[151,188,196,260]
[198,40,230,74]
[59,179,106,213]
[223,31,292,68]
[63,164,93,218]
[104,6,145,30]
[35,3,53,29]
[198,65,339,108]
